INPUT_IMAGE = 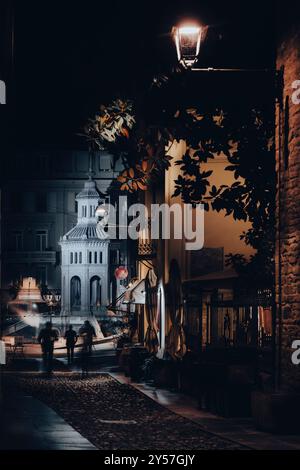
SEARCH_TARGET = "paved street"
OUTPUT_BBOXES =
[3,345,300,451]
[4,372,246,450]
[0,378,96,450]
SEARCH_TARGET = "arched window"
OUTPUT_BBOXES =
[70,252,73,264]
[90,276,101,307]
[82,205,87,217]
[89,251,92,263]
[99,252,103,263]
[89,205,95,217]
[70,276,81,308]
[75,252,78,264]
[94,252,97,264]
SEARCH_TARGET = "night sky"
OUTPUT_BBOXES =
[7,0,276,148]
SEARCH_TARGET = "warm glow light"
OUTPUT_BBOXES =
[95,205,107,218]
[178,25,201,35]
[174,22,202,68]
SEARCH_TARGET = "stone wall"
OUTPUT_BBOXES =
[276,21,300,391]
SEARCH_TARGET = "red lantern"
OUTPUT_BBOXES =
[114,266,128,280]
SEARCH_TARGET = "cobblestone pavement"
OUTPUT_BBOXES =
[7,373,247,450]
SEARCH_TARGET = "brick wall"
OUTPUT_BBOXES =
[276,22,300,391]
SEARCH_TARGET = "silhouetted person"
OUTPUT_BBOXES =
[79,320,96,355]
[38,322,58,376]
[78,320,96,377]
[64,325,78,365]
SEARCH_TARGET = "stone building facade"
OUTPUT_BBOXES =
[1,150,134,301]
[60,178,110,315]
[276,15,300,392]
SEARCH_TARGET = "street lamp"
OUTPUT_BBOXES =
[95,205,108,219]
[172,17,283,387]
[173,23,202,68]
[173,21,269,73]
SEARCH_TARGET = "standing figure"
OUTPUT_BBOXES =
[38,322,58,376]
[64,325,78,365]
[79,320,96,378]
[79,320,96,355]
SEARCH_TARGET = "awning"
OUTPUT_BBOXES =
[122,279,146,305]
[182,268,238,284]
[121,270,158,306]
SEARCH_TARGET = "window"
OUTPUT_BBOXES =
[79,252,82,264]
[90,205,94,217]
[94,252,97,264]
[71,276,81,308]
[89,251,92,264]
[70,252,73,264]
[82,205,87,217]
[75,252,78,264]
[90,276,101,307]
[99,153,113,171]
[12,231,23,251]
[36,193,47,213]
[110,249,120,266]
[99,252,103,264]
[35,230,47,251]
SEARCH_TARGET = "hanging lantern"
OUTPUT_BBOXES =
[95,204,108,218]
[115,266,129,280]
[173,23,202,68]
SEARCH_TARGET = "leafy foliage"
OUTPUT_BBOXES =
[82,99,135,150]
[173,108,275,288]
[83,94,275,286]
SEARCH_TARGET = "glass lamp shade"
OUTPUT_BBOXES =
[174,24,202,67]
[114,266,129,280]
[95,205,108,218]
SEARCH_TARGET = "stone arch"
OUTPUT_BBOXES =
[70,276,81,308]
[90,275,101,308]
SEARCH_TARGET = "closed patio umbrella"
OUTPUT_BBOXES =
[166,259,186,360]
[144,270,159,354]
